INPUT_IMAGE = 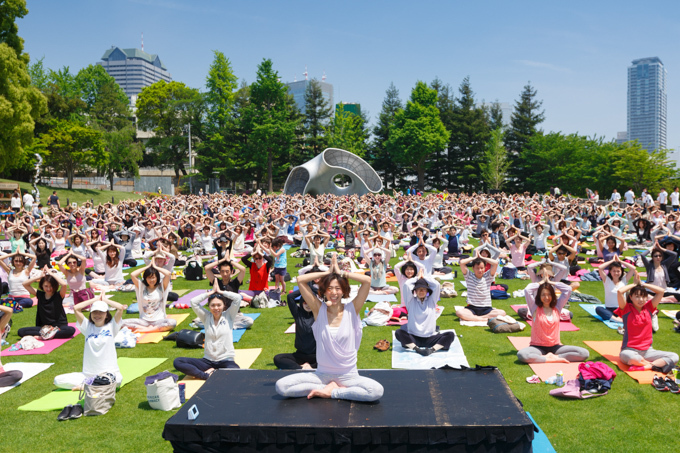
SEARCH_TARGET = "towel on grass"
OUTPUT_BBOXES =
[391,329,468,370]
[0,362,54,396]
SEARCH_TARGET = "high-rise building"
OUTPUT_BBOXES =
[98,46,172,101]
[336,102,361,116]
[286,79,334,115]
[616,131,628,145]
[627,57,667,152]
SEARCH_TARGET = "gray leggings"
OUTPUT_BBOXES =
[517,344,590,363]
[619,347,679,367]
[275,370,384,402]
[121,318,177,330]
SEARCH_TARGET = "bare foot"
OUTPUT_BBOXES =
[307,381,340,399]
[544,353,570,363]
[205,368,215,377]
[300,363,313,370]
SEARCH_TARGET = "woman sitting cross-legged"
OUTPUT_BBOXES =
[395,269,455,356]
[173,280,243,380]
[54,294,127,390]
[18,267,76,340]
[275,253,384,402]
[121,261,177,333]
[517,277,589,364]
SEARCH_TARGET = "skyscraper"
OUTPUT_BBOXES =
[286,79,334,115]
[98,46,172,101]
[627,57,667,152]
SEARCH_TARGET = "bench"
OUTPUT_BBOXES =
[0,182,21,202]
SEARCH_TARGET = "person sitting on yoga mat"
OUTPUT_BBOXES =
[121,262,177,333]
[617,274,679,373]
[0,251,37,310]
[173,280,243,379]
[275,253,384,402]
[396,269,454,356]
[455,250,506,322]
[394,255,425,306]
[0,305,22,387]
[205,257,252,329]
[596,255,636,323]
[18,267,76,339]
[57,252,94,308]
[516,278,589,364]
[54,294,127,390]
[273,267,323,370]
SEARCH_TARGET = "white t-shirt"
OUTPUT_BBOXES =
[658,191,668,204]
[10,197,21,209]
[610,192,621,202]
[136,285,169,322]
[603,277,627,309]
[624,190,635,204]
[671,191,680,206]
[78,318,121,377]
[22,193,34,208]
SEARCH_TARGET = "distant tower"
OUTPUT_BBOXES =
[303,65,308,81]
[322,71,327,82]
[627,57,667,152]
[98,45,172,101]
[285,68,333,115]
[141,32,144,51]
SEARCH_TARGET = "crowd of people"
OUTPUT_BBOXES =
[1,185,679,402]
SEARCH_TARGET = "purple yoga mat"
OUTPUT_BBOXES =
[173,290,207,307]
[3,323,81,356]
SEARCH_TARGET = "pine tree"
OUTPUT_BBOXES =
[301,79,331,162]
[486,101,505,131]
[506,82,545,190]
[429,77,455,189]
[368,83,401,189]
[480,127,510,191]
[447,77,490,192]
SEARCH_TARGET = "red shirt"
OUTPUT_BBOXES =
[621,301,654,350]
[249,262,270,291]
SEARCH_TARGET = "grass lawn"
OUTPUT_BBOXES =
[0,178,144,207]
[1,238,678,452]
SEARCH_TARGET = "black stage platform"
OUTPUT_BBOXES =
[163,368,535,453]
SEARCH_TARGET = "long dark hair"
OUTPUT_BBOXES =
[536,282,558,308]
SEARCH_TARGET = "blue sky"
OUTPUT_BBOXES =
[18,1,680,147]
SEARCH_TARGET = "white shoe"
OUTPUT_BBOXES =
[652,313,659,332]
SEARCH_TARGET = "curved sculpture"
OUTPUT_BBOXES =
[283,148,383,196]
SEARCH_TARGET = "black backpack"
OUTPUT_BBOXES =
[184,261,204,281]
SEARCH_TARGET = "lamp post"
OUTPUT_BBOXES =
[184,124,193,194]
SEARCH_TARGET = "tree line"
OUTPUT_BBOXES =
[2,3,677,195]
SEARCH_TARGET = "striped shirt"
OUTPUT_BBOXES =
[464,270,494,308]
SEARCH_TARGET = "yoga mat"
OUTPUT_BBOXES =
[366,294,398,302]
[285,323,295,334]
[18,357,167,411]
[434,273,455,280]
[386,276,399,282]
[527,412,557,453]
[583,340,656,384]
[200,314,260,343]
[386,319,408,326]
[391,329,469,370]
[136,314,191,344]
[3,323,81,356]
[454,306,489,326]
[0,362,54,396]
[179,376,204,399]
[578,304,623,330]
[173,289,189,297]
[507,337,581,382]
[234,348,262,369]
[661,309,678,320]
[175,289,207,306]
[509,305,580,331]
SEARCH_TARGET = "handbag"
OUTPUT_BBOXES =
[78,378,116,416]
[176,329,204,348]
[146,376,181,411]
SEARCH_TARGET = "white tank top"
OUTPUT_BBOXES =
[312,302,361,375]
[8,270,30,297]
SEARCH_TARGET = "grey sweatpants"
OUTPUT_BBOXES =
[619,347,679,367]
[517,344,590,363]
[275,370,384,402]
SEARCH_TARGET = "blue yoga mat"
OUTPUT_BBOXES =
[579,303,622,330]
[202,313,260,343]
[526,412,556,453]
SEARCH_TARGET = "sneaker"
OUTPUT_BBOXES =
[652,313,659,332]
[58,405,73,421]
[68,404,84,419]
[665,377,680,394]
[652,375,670,392]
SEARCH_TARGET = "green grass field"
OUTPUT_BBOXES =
[1,237,678,453]
[0,178,144,207]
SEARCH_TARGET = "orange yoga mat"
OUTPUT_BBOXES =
[507,336,581,382]
[137,314,190,344]
[583,340,656,384]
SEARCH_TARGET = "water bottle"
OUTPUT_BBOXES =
[178,382,186,404]
[365,308,369,317]
[556,371,564,386]
[544,376,557,385]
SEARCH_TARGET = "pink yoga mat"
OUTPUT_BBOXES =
[510,305,580,331]
[3,323,80,356]
[507,336,581,381]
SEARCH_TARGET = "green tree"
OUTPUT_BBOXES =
[241,59,298,192]
[0,0,47,173]
[506,82,545,189]
[324,104,369,157]
[136,80,203,187]
[480,127,510,191]
[430,77,455,189]
[75,64,129,111]
[386,81,449,191]
[447,77,490,192]
[97,125,143,190]
[486,101,505,131]
[302,79,331,161]
[368,83,402,190]
[27,56,49,91]
[39,119,107,189]
[196,50,239,186]
[613,145,678,194]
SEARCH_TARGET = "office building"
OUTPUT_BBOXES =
[627,57,667,152]
[286,79,334,115]
[336,102,361,116]
[616,131,628,145]
[98,46,172,101]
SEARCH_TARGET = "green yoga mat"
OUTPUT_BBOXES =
[18,357,167,412]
